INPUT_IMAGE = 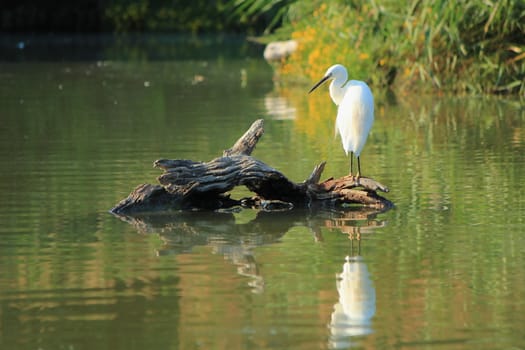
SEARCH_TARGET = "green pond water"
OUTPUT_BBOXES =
[1,35,524,350]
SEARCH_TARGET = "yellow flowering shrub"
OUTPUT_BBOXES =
[277,2,380,85]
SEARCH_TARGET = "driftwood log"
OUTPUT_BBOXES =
[111,119,392,214]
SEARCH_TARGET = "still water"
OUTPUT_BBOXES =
[1,35,524,350]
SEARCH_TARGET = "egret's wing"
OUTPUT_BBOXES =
[336,83,374,156]
[336,105,354,155]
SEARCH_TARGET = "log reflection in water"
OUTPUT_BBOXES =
[112,206,387,293]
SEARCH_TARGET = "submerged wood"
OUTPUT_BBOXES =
[110,119,392,214]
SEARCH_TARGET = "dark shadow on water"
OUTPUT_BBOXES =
[112,207,389,248]
[0,33,264,62]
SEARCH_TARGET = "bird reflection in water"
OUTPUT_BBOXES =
[329,239,376,349]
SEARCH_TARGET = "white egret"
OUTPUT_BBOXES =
[309,64,374,178]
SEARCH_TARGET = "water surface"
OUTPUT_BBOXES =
[1,35,524,350]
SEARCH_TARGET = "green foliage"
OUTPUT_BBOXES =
[387,0,525,93]
[258,0,525,94]
[1,0,271,34]
[228,0,297,34]
[103,0,235,33]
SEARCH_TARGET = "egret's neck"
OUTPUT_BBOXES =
[329,75,348,106]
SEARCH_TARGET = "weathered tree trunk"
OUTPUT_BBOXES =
[110,119,392,214]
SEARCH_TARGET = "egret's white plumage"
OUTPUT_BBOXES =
[309,64,374,177]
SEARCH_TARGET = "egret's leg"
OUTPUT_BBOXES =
[356,156,361,179]
[349,152,354,176]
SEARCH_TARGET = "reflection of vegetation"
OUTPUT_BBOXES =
[2,52,525,348]
[253,0,525,94]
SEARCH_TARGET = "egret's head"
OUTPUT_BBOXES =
[308,64,348,94]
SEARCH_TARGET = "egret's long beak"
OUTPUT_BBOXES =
[308,74,332,94]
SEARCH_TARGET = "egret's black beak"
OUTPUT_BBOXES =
[308,74,331,94]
